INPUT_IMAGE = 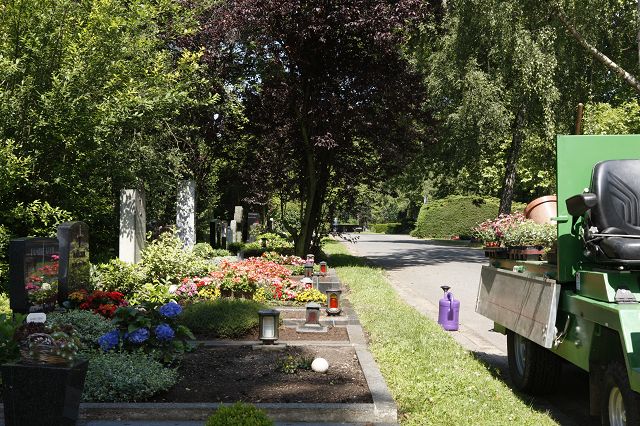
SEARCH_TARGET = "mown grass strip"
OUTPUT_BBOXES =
[324,240,557,426]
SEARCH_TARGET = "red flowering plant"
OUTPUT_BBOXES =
[25,254,59,307]
[79,290,128,318]
[260,252,307,274]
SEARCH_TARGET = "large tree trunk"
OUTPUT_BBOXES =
[554,5,640,94]
[294,122,326,256]
[499,104,527,215]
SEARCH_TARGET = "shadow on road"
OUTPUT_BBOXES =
[361,246,486,270]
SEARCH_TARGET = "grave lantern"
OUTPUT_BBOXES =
[325,289,342,315]
[319,261,328,276]
[258,309,280,344]
[305,302,321,326]
[304,261,314,278]
[306,254,315,263]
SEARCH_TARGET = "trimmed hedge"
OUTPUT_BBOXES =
[411,196,526,239]
[370,223,404,234]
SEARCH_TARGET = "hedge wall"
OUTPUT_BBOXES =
[410,196,526,239]
[370,223,404,234]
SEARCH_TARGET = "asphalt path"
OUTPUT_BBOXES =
[343,233,598,426]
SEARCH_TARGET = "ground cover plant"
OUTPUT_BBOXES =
[206,402,273,426]
[179,298,266,338]
[323,240,557,425]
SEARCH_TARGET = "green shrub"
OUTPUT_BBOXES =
[141,229,213,284]
[46,310,113,350]
[0,292,10,316]
[192,243,231,259]
[227,242,244,255]
[179,299,266,337]
[9,200,73,237]
[93,259,145,296]
[83,351,178,402]
[370,223,404,234]
[206,402,273,426]
[411,196,526,239]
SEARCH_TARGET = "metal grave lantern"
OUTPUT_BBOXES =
[319,261,328,276]
[305,302,321,326]
[325,289,342,315]
[304,261,314,278]
[258,309,280,344]
[306,254,315,263]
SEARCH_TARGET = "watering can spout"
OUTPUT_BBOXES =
[437,285,460,331]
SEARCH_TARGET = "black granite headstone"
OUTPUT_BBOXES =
[57,222,90,303]
[9,238,59,314]
[1,359,88,426]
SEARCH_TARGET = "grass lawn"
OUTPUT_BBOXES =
[323,239,557,426]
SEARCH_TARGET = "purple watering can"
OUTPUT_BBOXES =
[438,285,460,331]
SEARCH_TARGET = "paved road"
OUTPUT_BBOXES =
[345,233,597,426]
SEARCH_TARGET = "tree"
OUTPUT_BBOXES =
[0,0,236,255]
[189,0,431,255]
[419,0,559,213]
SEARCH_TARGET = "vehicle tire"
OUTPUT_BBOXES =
[601,361,640,426]
[507,330,562,394]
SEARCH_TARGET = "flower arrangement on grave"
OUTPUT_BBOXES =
[25,254,59,307]
[78,290,128,318]
[97,302,194,364]
[14,321,81,364]
[260,252,307,274]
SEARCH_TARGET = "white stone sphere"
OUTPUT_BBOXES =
[311,357,329,373]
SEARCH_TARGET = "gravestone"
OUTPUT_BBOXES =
[234,206,244,243]
[57,221,90,303]
[209,220,218,248]
[247,212,260,243]
[119,189,146,263]
[229,220,237,244]
[176,180,196,248]
[221,221,228,249]
[8,238,59,314]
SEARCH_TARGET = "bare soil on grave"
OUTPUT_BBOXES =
[149,345,372,403]
[195,325,349,341]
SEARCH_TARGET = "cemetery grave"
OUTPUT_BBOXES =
[0,190,396,424]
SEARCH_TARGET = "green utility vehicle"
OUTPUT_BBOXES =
[476,135,640,425]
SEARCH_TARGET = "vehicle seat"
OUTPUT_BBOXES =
[590,160,640,261]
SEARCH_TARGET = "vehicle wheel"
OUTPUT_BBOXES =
[507,330,561,394]
[601,361,640,426]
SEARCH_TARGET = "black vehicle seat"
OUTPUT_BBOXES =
[590,160,640,260]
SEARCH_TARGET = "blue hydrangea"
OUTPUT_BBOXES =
[126,327,149,344]
[159,302,182,318]
[98,330,120,352]
[154,323,175,341]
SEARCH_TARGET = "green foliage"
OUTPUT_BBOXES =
[370,223,404,234]
[83,351,178,402]
[411,196,526,239]
[0,293,11,316]
[277,354,313,374]
[227,242,245,255]
[179,299,266,338]
[129,283,173,309]
[502,220,556,248]
[93,259,145,297]
[141,230,212,284]
[9,200,73,237]
[205,403,273,426]
[0,0,236,258]
[192,243,230,259]
[583,101,640,135]
[47,310,113,351]
[323,240,557,425]
[0,313,25,364]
